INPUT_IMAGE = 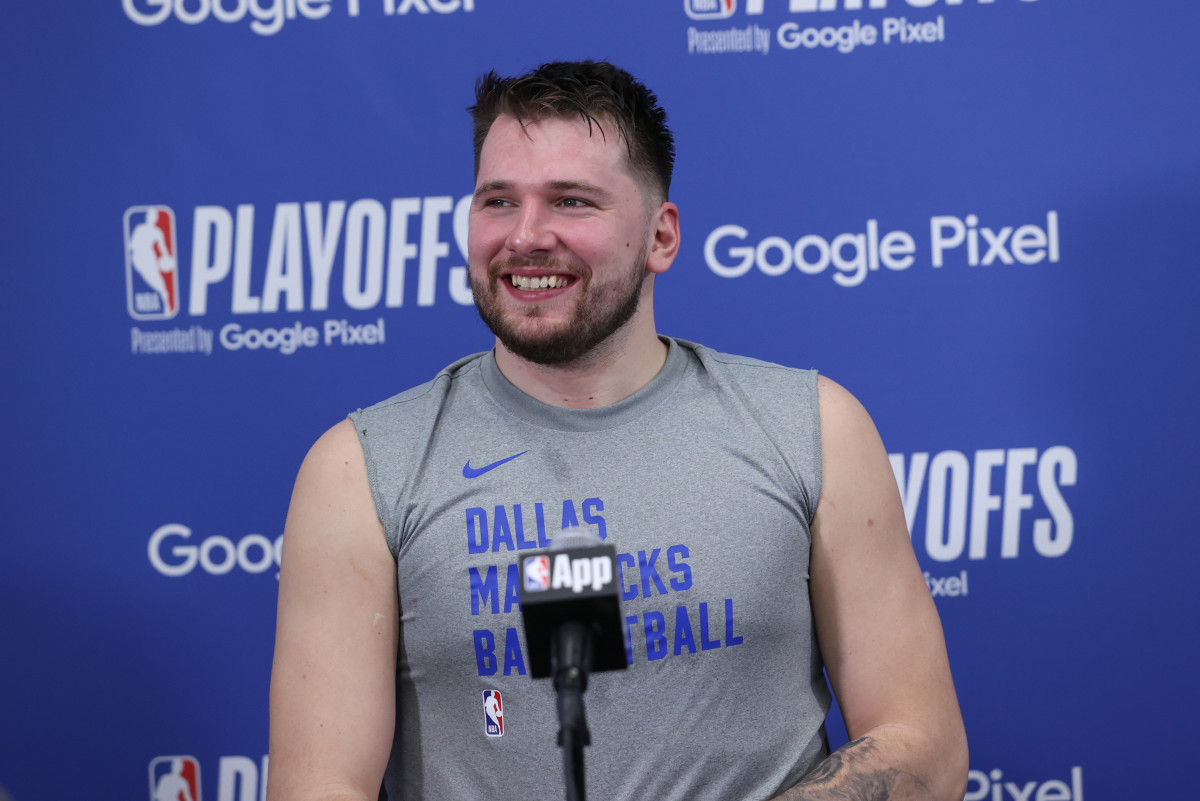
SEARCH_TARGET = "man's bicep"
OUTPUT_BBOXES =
[267,419,399,801]
[809,376,960,740]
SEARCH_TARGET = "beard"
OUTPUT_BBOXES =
[470,244,649,366]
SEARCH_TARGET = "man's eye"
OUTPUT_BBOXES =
[561,198,588,208]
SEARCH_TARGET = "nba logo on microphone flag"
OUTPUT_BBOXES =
[524,555,550,592]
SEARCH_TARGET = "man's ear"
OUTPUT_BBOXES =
[646,201,680,275]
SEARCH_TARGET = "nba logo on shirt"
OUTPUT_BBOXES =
[524,555,550,592]
[483,690,504,737]
[125,205,180,320]
[148,755,201,801]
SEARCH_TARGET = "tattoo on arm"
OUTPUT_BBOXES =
[793,736,934,801]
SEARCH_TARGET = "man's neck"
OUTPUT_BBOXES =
[493,325,669,409]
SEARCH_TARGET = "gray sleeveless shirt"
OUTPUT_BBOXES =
[350,338,830,801]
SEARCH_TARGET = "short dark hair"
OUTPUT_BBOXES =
[469,60,675,202]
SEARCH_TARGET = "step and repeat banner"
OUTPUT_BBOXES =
[2,2,1198,799]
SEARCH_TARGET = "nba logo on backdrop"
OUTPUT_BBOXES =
[523,555,550,592]
[685,0,736,20]
[483,690,504,736]
[125,205,180,320]
[149,755,200,801]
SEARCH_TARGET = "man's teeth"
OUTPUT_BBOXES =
[511,275,570,290]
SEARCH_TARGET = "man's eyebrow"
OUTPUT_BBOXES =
[473,179,615,203]
[474,180,510,197]
[546,180,612,200]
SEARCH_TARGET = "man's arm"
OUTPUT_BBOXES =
[779,376,968,801]
[267,419,399,801]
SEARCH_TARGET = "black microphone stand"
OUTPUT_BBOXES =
[552,620,594,801]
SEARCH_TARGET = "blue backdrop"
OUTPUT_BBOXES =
[3,2,1198,799]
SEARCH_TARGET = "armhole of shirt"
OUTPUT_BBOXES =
[349,409,401,561]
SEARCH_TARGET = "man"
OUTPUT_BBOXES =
[268,61,967,801]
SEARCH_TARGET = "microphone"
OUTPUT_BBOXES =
[518,526,626,801]
[518,526,627,679]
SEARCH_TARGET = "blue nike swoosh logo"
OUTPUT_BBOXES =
[463,451,528,478]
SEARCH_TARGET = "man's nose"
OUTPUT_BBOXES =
[506,203,557,257]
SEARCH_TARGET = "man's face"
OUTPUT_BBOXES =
[468,114,657,366]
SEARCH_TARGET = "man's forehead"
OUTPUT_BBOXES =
[484,113,622,152]
[477,114,639,187]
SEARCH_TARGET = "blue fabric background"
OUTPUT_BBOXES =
[2,2,1196,799]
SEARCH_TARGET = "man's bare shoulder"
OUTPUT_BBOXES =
[284,418,385,562]
[814,373,894,475]
[815,374,875,432]
[299,418,366,479]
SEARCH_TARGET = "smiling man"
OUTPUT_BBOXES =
[466,70,679,400]
[267,61,967,801]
